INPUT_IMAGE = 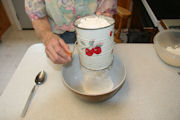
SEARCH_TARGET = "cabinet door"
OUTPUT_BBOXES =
[0,0,11,39]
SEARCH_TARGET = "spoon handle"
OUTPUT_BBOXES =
[21,85,38,117]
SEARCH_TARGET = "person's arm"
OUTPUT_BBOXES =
[32,17,72,64]
[32,17,51,45]
[25,0,71,64]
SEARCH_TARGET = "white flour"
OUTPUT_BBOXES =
[81,66,114,94]
[78,16,110,29]
[166,46,180,55]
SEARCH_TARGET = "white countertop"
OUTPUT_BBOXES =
[0,43,180,120]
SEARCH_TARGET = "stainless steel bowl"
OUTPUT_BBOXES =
[62,53,126,102]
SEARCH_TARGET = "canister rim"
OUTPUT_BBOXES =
[74,15,115,30]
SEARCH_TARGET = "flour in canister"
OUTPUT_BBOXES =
[78,16,110,29]
[166,46,180,55]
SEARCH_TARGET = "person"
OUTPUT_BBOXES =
[25,0,116,64]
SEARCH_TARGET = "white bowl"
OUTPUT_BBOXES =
[153,30,180,67]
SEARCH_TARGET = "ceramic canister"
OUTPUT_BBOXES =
[74,15,115,70]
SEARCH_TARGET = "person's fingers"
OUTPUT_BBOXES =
[96,11,101,15]
[53,40,69,59]
[58,38,72,61]
[46,48,68,64]
[45,49,56,63]
[58,38,71,54]
[96,11,112,17]
[103,12,112,17]
[43,33,72,64]
[46,44,67,64]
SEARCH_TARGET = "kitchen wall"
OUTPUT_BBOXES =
[11,0,33,29]
[1,0,21,30]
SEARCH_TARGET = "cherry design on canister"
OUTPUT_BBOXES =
[93,46,101,54]
[85,48,94,56]
[85,47,102,56]
[110,31,113,37]
[82,40,103,56]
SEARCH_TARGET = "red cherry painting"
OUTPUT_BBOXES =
[85,48,94,56]
[94,46,102,54]
[110,31,113,36]
[91,48,95,53]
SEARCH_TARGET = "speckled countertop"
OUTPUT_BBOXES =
[0,43,180,120]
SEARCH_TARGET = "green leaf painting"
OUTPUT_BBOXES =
[96,44,103,47]
[89,41,95,47]
[80,41,86,46]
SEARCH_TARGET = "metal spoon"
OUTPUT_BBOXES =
[21,70,46,117]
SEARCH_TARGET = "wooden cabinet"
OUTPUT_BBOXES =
[0,0,11,40]
[114,0,131,29]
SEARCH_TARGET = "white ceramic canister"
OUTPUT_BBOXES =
[74,15,115,70]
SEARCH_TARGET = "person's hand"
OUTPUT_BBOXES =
[43,32,72,64]
[96,12,112,17]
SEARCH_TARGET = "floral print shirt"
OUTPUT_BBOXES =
[25,0,116,34]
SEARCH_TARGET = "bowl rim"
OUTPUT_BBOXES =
[153,29,180,56]
[62,55,127,96]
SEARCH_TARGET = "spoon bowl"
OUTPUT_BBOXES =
[35,70,46,85]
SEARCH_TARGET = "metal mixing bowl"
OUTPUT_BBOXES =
[153,30,180,67]
[62,53,126,102]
